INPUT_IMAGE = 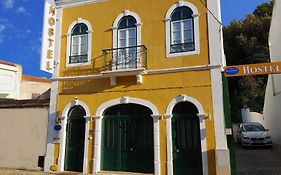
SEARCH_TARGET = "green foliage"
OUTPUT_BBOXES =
[223,1,274,121]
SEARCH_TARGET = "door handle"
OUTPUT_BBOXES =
[130,148,134,151]
[176,149,180,153]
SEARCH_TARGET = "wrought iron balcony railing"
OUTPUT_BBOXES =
[103,45,147,72]
[170,42,195,53]
[69,54,88,64]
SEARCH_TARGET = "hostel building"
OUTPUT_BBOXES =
[43,0,231,174]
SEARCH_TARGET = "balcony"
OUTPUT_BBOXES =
[102,45,147,85]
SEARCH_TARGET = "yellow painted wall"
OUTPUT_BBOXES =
[55,0,216,174]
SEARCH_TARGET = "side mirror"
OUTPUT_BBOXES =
[266,129,269,131]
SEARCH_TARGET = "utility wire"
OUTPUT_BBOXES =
[198,0,224,27]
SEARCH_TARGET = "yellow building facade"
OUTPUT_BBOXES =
[43,0,231,175]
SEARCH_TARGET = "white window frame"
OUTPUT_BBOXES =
[71,33,88,58]
[112,10,142,50]
[165,1,200,58]
[111,10,142,71]
[66,18,92,67]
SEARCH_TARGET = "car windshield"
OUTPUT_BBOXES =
[244,124,266,132]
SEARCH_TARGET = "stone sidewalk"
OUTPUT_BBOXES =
[235,144,281,175]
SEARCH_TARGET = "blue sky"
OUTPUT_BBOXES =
[0,0,270,78]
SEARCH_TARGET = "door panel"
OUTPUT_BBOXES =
[101,115,153,173]
[64,118,85,172]
[172,114,203,175]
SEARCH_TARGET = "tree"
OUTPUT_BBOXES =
[223,1,274,121]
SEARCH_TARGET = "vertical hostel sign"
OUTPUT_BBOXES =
[40,0,56,74]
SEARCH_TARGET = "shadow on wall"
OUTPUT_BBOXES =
[60,54,138,94]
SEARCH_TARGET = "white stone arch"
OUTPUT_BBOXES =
[58,99,91,174]
[112,10,142,49]
[166,94,208,175]
[93,97,161,175]
[66,18,93,67]
[165,1,200,57]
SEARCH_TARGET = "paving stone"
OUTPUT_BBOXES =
[235,144,281,175]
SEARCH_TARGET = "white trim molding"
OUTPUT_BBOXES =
[166,95,208,175]
[112,10,142,49]
[66,18,92,67]
[58,99,91,174]
[165,1,200,58]
[93,97,161,175]
[44,7,62,172]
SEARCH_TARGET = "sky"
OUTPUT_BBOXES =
[0,0,270,79]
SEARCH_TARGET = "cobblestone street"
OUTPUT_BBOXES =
[236,144,281,175]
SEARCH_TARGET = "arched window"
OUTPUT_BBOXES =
[165,2,200,57]
[66,19,92,67]
[118,16,137,48]
[170,7,194,53]
[69,23,88,64]
[114,16,137,69]
[111,11,142,71]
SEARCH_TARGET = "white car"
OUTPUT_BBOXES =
[237,122,272,147]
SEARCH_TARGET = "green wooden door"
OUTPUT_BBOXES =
[64,117,85,172]
[172,114,203,175]
[101,115,153,173]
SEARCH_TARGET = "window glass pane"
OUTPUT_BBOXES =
[171,7,193,21]
[127,17,137,27]
[128,28,136,39]
[81,43,88,54]
[118,16,137,29]
[172,31,181,44]
[129,38,136,46]
[171,9,181,20]
[119,30,126,39]
[72,23,88,35]
[119,39,126,47]
[71,36,79,55]
[172,22,181,31]
[184,31,193,42]
[80,24,88,33]
[71,44,79,55]
[81,35,88,45]
[183,19,192,30]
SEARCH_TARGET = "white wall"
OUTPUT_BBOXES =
[263,0,281,145]
[0,63,22,99]
[241,108,265,125]
[0,107,49,170]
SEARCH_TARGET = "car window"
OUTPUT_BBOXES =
[244,124,266,132]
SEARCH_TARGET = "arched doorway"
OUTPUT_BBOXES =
[172,101,203,175]
[64,105,86,172]
[101,104,154,173]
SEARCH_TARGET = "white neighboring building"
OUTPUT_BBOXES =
[0,60,51,100]
[263,0,281,145]
[0,61,22,99]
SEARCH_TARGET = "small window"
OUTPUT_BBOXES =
[69,23,88,64]
[170,7,194,53]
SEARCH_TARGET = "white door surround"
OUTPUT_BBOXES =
[58,99,91,174]
[166,94,209,175]
[93,97,161,175]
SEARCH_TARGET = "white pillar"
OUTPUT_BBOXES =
[92,116,102,173]
[83,116,92,174]
[151,115,161,175]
